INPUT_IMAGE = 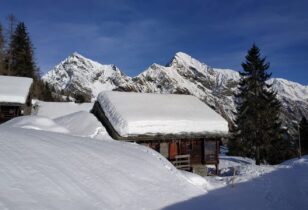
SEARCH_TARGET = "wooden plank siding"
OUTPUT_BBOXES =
[0,105,22,124]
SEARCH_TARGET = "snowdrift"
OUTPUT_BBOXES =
[0,126,203,210]
[164,156,308,210]
[3,112,110,140]
[34,101,93,119]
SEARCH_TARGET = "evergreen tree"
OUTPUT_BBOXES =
[5,14,17,75]
[0,22,5,75]
[7,22,39,78]
[229,44,285,165]
[300,116,308,155]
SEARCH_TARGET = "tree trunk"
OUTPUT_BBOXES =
[256,146,260,165]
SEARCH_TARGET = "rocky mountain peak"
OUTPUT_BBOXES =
[42,53,131,99]
[167,52,210,73]
[43,52,308,127]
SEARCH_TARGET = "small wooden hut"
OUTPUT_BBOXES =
[92,91,229,175]
[0,76,33,124]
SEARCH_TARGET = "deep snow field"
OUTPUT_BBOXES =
[0,101,307,210]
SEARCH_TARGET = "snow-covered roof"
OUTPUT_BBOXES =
[0,75,33,104]
[97,91,229,137]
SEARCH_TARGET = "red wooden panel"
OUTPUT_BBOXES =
[169,143,178,159]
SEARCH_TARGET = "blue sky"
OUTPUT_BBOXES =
[0,0,307,84]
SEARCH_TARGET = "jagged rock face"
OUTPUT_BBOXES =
[43,52,308,127]
[269,78,308,124]
[42,52,133,98]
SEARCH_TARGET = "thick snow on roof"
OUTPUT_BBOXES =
[0,75,33,104]
[97,91,229,137]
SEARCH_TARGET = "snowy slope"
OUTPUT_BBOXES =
[1,113,308,209]
[164,156,308,210]
[270,78,308,101]
[4,112,110,140]
[42,52,132,98]
[0,125,203,210]
[55,111,112,140]
[4,115,70,134]
[34,100,93,119]
[268,78,308,122]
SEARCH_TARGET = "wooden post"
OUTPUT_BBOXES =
[231,166,236,188]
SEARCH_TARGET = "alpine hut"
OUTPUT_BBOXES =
[0,76,33,124]
[92,91,229,175]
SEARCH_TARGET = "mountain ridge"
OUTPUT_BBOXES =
[42,52,308,127]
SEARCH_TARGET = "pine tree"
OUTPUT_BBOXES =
[32,80,55,102]
[5,14,17,75]
[230,44,285,165]
[7,22,39,78]
[300,116,308,155]
[0,22,5,75]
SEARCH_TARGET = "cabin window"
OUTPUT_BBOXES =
[179,141,192,155]
[204,140,218,163]
[159,143,169,158]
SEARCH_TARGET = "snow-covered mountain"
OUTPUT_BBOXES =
[43,52,308,126]
[42,52,132,98]
[269,78,308,123]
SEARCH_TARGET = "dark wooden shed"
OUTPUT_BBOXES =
[0,76,33,124]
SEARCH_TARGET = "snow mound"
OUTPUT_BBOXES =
[3,115,69,133]
[180,170,212,190]
[0,127,203,210]
[55,111,112,140]
[4,112,111,140]
[97,91,229,136]
[34,101,93,119]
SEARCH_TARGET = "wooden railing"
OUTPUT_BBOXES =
[172,154,191,171]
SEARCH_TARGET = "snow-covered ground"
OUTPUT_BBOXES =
[0,102,307,209]
[164,155,308,210]
[33,100,93,119]
[6,111,111,140]
[0,120,203,210]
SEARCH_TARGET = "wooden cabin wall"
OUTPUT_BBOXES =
[142,139,220,166]
[0,105,22,123]
[140,139,213,165]
[24,93,32,115]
